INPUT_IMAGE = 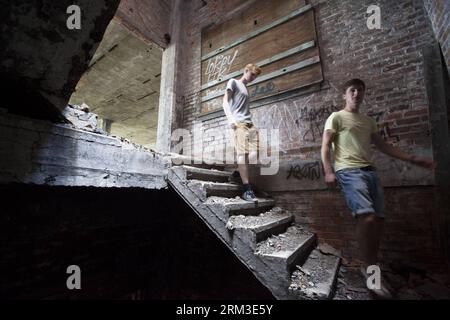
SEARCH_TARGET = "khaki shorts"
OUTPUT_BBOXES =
[233,122,259,155]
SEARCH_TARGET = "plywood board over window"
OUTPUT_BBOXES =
[199,0,323,116]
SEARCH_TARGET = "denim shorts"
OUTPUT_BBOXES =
[335,166,385,218]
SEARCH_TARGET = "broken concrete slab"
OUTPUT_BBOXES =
[205,196,276,216]
[172,165,232,183]
[227,207,294,249]
[187,180,243,201]
[256,226,316,279]
[62,103,101,133]
[167,153,231,170]
[318,242,343,259]
[0,113,168,189]
[290,249,340,300]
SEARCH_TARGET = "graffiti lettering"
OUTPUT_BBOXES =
[296,105,339,123]
[293,105,339,142]
[302,123,324,142]
[250,81,275,98]
[205,50,239,82]
[286,162,322,180]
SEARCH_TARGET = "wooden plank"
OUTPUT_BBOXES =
[202,0,306,56]
[199,0,323,117]
[202,45,317,99]
[201,11,316,85]
[200,63,323,114]
[201,40,315,91]
[201,4,313,61]
[202,56,321,103]
[197,83,322,122]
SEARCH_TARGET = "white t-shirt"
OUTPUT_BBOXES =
[226,79,252,123]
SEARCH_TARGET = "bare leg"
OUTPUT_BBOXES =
[356,213,383,266]
[357,213,392,298]
[237,154,249,184]
[248,150,258,165]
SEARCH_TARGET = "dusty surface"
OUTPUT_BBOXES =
[289,249,339,299]
[333,262,450,300]
[255,225,313,255]
[205,196,245,205]
[226,207,289,230]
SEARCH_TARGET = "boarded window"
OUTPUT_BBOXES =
[199,0,323,116]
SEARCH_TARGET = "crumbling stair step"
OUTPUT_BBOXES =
[205,196,275,216]
[289,249,341,300]
[176,165,232,183]
[187,180,243,201]
[169,155,229,171]
[255,226,316,277]
[226,207,295,248]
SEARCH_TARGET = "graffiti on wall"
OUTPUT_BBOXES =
[250,81,276,98]
[286,161,322,181]
[251,82,342,154]
[204,50,239,83]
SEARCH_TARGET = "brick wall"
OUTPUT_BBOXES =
[180,0,437,161]
[0,184,273,299]
[272,186,443,268]
[175,0,448,266]
[423,0,450,74]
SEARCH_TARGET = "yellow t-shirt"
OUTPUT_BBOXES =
[324,110,378,172]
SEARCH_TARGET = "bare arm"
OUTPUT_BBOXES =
[223,89,237,129]
[321,129,337,187]
[371,133,436,169]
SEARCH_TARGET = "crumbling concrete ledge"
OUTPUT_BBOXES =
[0,112,168,189]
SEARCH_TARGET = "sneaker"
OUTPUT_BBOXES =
[242,190,258,202]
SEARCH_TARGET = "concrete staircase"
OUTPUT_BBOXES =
[168,164,340,300]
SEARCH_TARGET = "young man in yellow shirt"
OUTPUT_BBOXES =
[321,79,435,298]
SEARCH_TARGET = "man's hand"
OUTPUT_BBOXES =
[410,155,436,169]
[325,172,337,188]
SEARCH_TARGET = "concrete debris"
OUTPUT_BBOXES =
[226,209,292,236]
[206,196,244,204]
[255,226,313,255]
[290,249,340,299]
[318,243,342,258]
[63,103,100,132]
[333,265,450,300]
[296,265,311,276]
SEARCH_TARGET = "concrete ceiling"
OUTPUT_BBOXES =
[69,18,162,148]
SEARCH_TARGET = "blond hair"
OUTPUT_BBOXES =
[245,63,262,76]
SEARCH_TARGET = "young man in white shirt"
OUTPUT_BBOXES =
[223,63,262,201]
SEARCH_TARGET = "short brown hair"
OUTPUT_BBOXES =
[245,63,262,76]
[342,78,365,93]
